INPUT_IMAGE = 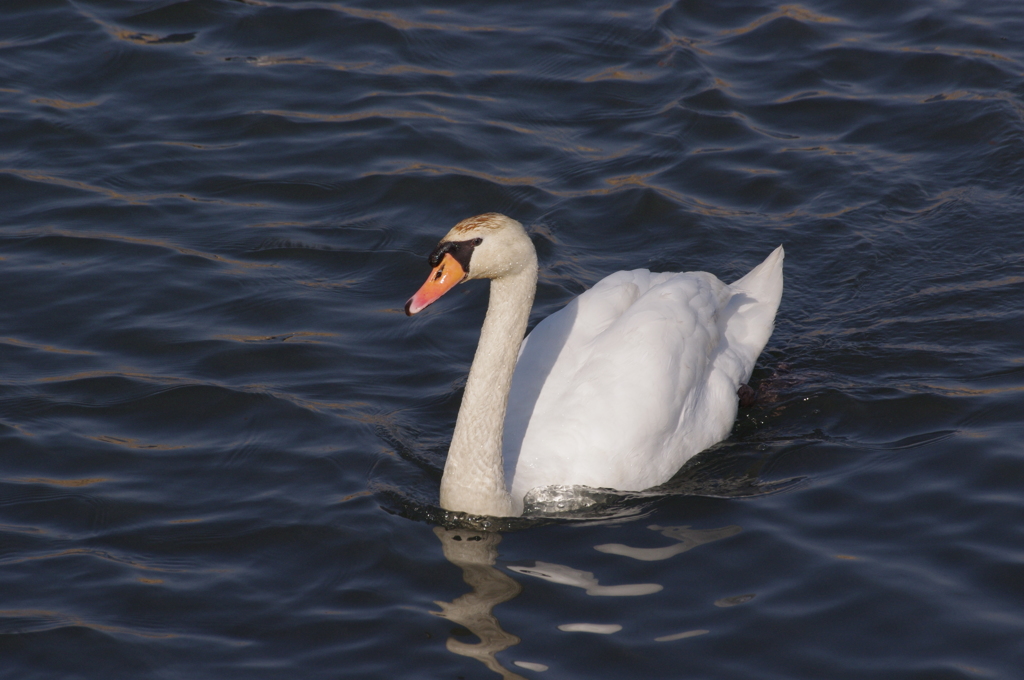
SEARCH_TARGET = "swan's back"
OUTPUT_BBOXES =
[503,246,783,513]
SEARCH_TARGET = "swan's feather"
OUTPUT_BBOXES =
[503,246,784,514]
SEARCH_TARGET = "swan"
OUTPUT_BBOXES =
[405,213,783,517]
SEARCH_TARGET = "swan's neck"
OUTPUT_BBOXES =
[440,263,537,517]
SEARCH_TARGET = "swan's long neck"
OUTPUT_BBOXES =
[440,262,537,517]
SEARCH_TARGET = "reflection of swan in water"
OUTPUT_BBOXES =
[431,528,526,680]
[431,522,744,677]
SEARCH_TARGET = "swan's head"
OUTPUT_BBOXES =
[405,213,536,315]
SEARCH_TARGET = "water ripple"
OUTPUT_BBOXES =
[2,0,1024,678]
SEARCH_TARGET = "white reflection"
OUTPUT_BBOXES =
[431,522,742,677]
[506,561,662,596]
[557,623,622,634]
[594,524,742,561]
[513,660,549,672]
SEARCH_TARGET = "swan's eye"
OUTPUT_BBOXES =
[473,238,483,246]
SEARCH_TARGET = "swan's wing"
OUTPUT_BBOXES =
[503,249,783,512]
[505,270,733,502]
[501,270,648,478]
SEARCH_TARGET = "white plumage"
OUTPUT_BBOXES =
[406,214,783,517]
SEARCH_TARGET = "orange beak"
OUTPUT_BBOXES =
[405,253,466,315]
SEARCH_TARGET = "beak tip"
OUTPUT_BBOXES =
[404,298,416,316]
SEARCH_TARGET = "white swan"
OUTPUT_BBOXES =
[406,213,783,517]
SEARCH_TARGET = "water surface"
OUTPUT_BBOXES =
[2,0,1024,678]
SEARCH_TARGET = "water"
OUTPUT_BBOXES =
[2,0,1024,677]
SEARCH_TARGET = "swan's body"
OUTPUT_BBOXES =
[406,214,783,517]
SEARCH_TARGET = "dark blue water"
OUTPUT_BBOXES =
[3,1,1024,678]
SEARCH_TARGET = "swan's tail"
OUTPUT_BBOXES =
[724,245,784,372]
[731,245,784,303]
